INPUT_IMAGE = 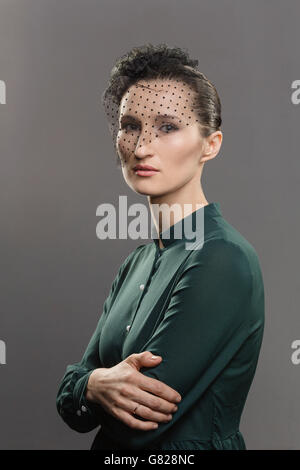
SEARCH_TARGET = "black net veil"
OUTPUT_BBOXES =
[100,44,219,168]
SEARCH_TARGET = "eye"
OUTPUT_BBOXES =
[160,123,178,133]
[120,122,178,133]
[121,123,139,132]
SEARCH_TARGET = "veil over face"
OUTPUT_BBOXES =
[103,78,205,165]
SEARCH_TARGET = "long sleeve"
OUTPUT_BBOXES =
[100,239,264,449]
[55,248,142,433]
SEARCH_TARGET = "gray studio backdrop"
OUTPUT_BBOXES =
[0,0,299,450]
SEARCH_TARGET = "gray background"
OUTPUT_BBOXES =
[0,0,299,450]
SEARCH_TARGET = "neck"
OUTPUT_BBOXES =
[148,182,208,242]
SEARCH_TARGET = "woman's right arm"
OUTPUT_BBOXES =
[56,299,114,433]
[55,248,141,433]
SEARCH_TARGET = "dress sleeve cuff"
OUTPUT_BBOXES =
[73,369,106,419]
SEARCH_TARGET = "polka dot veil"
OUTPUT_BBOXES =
[101,77,203,167]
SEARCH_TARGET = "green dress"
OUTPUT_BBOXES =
[56,202,265,450]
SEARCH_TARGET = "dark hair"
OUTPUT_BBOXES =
[102,43,222,162]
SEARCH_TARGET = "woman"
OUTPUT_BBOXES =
[56,43,265,450]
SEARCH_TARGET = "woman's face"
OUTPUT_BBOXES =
[116,78,209,198]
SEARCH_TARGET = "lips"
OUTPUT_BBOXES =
[133,165,159,171]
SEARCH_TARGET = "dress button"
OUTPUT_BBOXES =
[139,284,145,290]
[76,410,82,416]
[81,405,87,412]
[126,325,131,331]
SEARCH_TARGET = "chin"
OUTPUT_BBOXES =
[131,186,163,197]
[133,188,157,196]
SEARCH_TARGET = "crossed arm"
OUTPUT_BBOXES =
[56,240,255,449]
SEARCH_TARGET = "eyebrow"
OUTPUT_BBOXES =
[120,113,180,123]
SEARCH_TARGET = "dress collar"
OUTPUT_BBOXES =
[152,202,222,250]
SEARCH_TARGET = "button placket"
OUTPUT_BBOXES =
[124,249,161,336]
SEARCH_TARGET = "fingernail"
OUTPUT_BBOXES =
[151,355,160,359]
[176,396,181,402]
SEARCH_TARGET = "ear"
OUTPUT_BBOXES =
[201,131,223,163]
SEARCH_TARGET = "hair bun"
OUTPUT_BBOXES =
[116,43,198,79]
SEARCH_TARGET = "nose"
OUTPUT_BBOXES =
[134,127,155,159]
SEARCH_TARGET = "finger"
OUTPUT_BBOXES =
[114,407,160,431]
[133,392,177,416]
[118,397,174,423]
[120,383,178,416]
[138,374,182,404]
